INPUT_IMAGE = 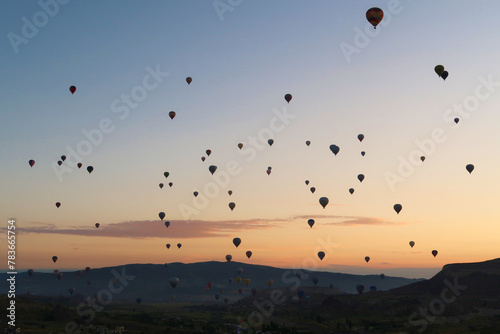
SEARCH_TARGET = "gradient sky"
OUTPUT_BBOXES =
[2,1,500,279]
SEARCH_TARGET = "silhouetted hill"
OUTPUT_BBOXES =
[0,261,421,303]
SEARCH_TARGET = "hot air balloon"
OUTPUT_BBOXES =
[164,172,169,178]
[77,163,82,168]
[454,118,459,124]
[380,274,385,279]
[238,143,243,149]
[358,174,365,182]
[237,268,243,275]
[206,149,211,156]
[169,182,174,187]
[318,251,325,261]
[466,164,474,174]
[356,284,365,294]
[357,134,364,142]
[267,279,274,288]
[233,237,241,248]
[54,269,59,275]
[319,197,329,209]
[165,221,170,228]
[394,204,402,214]
[329,144,340,155]
[284,94,292,103]
[310,187,316,194]
[266,169,271,175]
[228,190,233,196]
[229,202,235,211]
[159,212,165,220]
[226,254,232,262]
[306,140,311,146]
[69,86,76,94]
[365,256,370,263]
[409,241,415,248]
[244,278,250,287]
[366,8,384,29]
[201,156,206,162]
[52,256,58,263]
[55,202,61,208]
[87,166,93,174]
[27,269,34,277]
[441,71,449,80]
[166,243,171,249]
[361,151,366,156]
[305,180,309,185]
[57,161,62,166]
[169,111,176,119]
[186,77,192,85]
[209,165,217,175]
[77,270,82,276]
[312,277,319,286]
[95,223,100,228]
[432,250,438,257]
[246,251,252,258]
[57,273,63,280]
[307,219,315,228]
[85,267,91,272]
[349,188,354,195]
[159,183,164,189]
[420,156,425,162]
[177,243,182,249]
[28,160,35,167]
[267,139,274,146]
[434,65,445,77]
[169,277,179,288]
[61,155,66,161]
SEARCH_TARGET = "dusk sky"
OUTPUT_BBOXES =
[2,1,500,279]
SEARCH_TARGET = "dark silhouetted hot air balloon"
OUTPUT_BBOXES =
[310,187,316,193]
[206,149,211,156]
[28,269,34,276]
[228,190,233,196]
[318,251,325,261]
[169,277,179,288]
[159,212,165,220]
[193,191,198,197]
[349,188,354,195]
[166,243,171,249]
[357,134,364,142]
[284,94,292,103]
[61,155,66,161]
[305,180,309,185]
[177,243,182,249]
[454,118,459,124]
[394,204,402,214]
[209,165,217,175]
[55,202,61,208]
[77,163,82,168]
[169,111,176,119]
[229,202,235,211]
[95,223,100,228]
[186,77,192,85]
[356,284,365,294]
[366,8,384,29]
[159,183,164,189]
[434,65,444,77]
[168,182,173,187]
[57,161,62,166]
[52,256,58,263]
[409,241,415,248]
[361,151,366,156]
[267,139,274,146]
[358,174,365,182]
[201,156,205,162]
[319,197,329,209]
[164,172,169,178]
[466,164,474,174]
[233,237,241,248]
[312,277,319,286]
[29,160,35,167]
[365,256,370,263]
[441,71,449,80]
[165,221,170,228]
[329,144,340,155]
[420,156,425,162]
[87,166,93,174]
[432,250,438,257]
[246,251,252,258]
[238,143,243,149]
[307,219,315,228]
[69,86,76,94]
[226,254,232,262]
[306,140,311,146]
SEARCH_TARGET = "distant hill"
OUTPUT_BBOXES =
[0,261,421,303]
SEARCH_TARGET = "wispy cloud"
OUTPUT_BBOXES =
[292,215,403,226]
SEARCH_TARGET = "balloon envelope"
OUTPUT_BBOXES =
[365,256,370,263]
[52,256,58,263]
[87,166,93,174]
[306,140,311,146]
[69,86,76,94]
[358,174,365,182]
[206,149,211,156]
[267,139,274,146]
[394,204,402,214]
[165,221,170,228]
[29,159,35,167]
[169,111,176,119]
[209,165,217,175]
[159,183,164,189]
[233,237,241,247]
[169,277,179,288]
[307,219,315,228]
[366,8,384,28]
[177,243,182,249]
[164,172,169,178]
[466,164,474,174]
[317,251,325,261]
[284,93,292,103]
[186,77,192,85]
[432,250,438,257]
[357,134,364,142]
[409,241,415,248]
[310,187,315,193]
[319,197,329,209]
[329,144,340,155]
[55,202,61,208]
[166,243,171,249]
[454,118,459,124]
[434,65,445,77]
[349,188,354,195]
[159,212,165,220]
[77,163,82,168]
[229,202,236,211]
[95,223,100,228]
[225,254,232,262]
[246,251,252,258]
[441,71,449,80]
[238,143,243,149]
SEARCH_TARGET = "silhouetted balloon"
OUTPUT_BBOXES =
[87,166,93,174]
[186,77,192,85]
[193,191,198,197]
[306,140,311,146]
[432,250,438,257]
[409,241,415,248]
[420,156,425,162]
[57,161,62,166]
[77,163,82,168]
[358,174,365,182]
[226,254,232,262]
[305,180,309,185]
[55,202,61,208]
[284,93,292,103]
[318,251,325,261]
[166,243,171,249]
[95,223,100,228]
[168,182,173,187]
[307,219,315,228]
[319,197,329,209]
[357,134,364,142]
[441,71,449,80]
[69,86,76,94]
[165,221,170,228]
[329,144,340,155]
[201,157,206,162]
[394,204,402,214]
[238,143,243,149]
[164,172,169,178]
[246,251,252,258]
[237,268,243,275]
[206,149,211,156]
[28,269,34,277]
[52,256,58,263]
[310,187,316,193]
[159,183,164,189]
[312,277,319,286]
[233,237,241,248]
[266,169,271,175]
[209,165,217,175]
[159,212,165,220]
[466,164,474,174]
[356,284,365,294]
[29,159,35,167]
[169,277,179,288]
[380,274,385,279]
[85,267,91,272]
[169,111,176,119]
[434,65,445,77]
[365,256,370,263]
[229,202,235,211]
[349,188,354,195]
[454,118,459,124]
[61,155,66,161]
[366,8,384,29]
[228,190,233,196]
[267,139,274,146]
[177,243,182,249]
[361,151,365,156]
